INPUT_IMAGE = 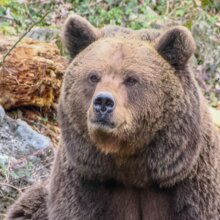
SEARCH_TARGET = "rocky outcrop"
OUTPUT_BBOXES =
[0,106,54,217]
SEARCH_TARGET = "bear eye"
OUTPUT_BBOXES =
[88,73,100,84]
[124,76,138,86]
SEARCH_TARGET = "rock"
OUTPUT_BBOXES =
[15,119,51,151]
[0,105,5,122]
[26,28,60,42]
[0,106,54,215]
[0,154,9,167]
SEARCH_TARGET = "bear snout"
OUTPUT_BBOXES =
[90,91,116,129]
[93,92,115,115]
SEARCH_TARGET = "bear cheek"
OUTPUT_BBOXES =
[127,88,163,141]
[113,106,133,133]
[64,81,94,132]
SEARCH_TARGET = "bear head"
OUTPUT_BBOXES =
[59,15,201,187]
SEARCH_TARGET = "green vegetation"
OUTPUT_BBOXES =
[0,0,219,33]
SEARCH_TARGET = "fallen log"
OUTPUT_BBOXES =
[0,35,68,109]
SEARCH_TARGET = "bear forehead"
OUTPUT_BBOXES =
[86,38,156,58]
[78,38,164,73]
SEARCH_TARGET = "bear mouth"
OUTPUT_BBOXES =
[90,118,116,129]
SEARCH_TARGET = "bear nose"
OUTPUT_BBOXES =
[93,92,115,115]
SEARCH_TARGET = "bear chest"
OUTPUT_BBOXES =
[104,187,172,220]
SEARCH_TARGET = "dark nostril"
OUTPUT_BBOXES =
[106,99,114,108]
[95,97,102,106]
[93,92,115,114]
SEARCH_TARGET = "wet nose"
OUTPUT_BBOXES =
[93,92,115,115]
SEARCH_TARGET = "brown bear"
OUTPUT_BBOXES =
[6,14,220,220]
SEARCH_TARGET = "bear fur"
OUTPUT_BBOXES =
[6,14,220,220]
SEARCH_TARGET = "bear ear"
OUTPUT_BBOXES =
[155,26,196,69]
[63,14,100,58]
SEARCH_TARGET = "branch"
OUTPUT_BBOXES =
[0,15,15,22]
[0,11,50,67]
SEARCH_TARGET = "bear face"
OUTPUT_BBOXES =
[62,37,181,156]
[60,15,197,160]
